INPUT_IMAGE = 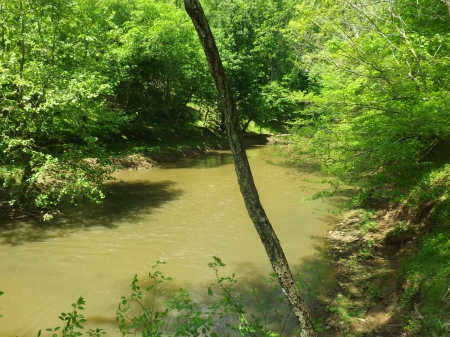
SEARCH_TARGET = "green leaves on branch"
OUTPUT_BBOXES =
[113,0,208,127]
[37,297,106,337]
[117,258,305,336]
[205,0,303,132]
[0,0,126,210]
[289,0,450,201]
[8,258,321,336]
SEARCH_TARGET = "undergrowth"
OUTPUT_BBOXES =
[397,165,450,336]
[29,257,322,337]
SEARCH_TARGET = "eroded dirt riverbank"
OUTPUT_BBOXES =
[321,204,433,336]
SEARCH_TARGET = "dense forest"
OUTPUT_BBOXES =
[1,0,450,335]
[0,0,309,210]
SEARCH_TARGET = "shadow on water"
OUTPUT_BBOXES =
[157,141,268,170]
[0,180,184,246]
[158,151,234,169]
[85,235,336,336]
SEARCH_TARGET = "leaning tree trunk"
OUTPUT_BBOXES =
[446,0,450,21]
[183,1,317,336]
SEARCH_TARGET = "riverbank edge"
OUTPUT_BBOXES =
[109,141,228,171]
[0,137,230,219]
[109,136,284,171]
[320,201,439,337]
[109,132,288,171]
[0,133,280,219]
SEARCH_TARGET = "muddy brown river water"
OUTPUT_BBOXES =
[0,144,344,336]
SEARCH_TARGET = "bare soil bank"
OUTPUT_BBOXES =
[321,203,433,336]
[110,143,227,171]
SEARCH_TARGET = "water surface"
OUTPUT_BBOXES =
[0,144,342,336]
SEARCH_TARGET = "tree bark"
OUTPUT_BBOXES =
[446,0,450,21]
[19,152,33,206]
[183,1,317,336]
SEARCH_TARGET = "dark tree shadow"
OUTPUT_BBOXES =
[0,180,184,246]
[158,140,269,170]
[158,152,235,169]
[84,260,315,335]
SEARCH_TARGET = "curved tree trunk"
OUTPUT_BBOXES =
[183,1,317,336]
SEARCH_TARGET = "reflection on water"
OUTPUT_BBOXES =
[0,144,343,336]
[0,181,184,246]
[158,151,234,169]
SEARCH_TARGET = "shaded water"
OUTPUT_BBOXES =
[0,144,344,336]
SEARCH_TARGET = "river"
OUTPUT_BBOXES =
[0,143,343,336]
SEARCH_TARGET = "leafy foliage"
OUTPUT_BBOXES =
[112,0,209,129]
[38,297,106,337]
[116,258,305,336]
[0,0,126,209]
[34,259,310,336]
[286,2,450,333]
[396,165,450,335]
[202,0,306,132]
[288,0,450,202]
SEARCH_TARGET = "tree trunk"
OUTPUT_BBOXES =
[446,0,450,21]
[0,2,5,53]
[241,117,253,133]
[183,1,317,336]
[202,106,210,126]
[19,152,33,206]
[165,76,171,120]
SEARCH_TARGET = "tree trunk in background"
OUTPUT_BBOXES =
[19,152,33,206]
[183,0,317,336]
[241,118,253,133]
[446,0,450,21]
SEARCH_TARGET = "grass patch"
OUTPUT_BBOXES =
[398,165,450,336]
[351,210,379,234]
[399,216,450,335]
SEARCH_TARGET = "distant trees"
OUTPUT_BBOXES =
[203,0,306,132]
[111,0,211,129]
[1,0,311,210]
